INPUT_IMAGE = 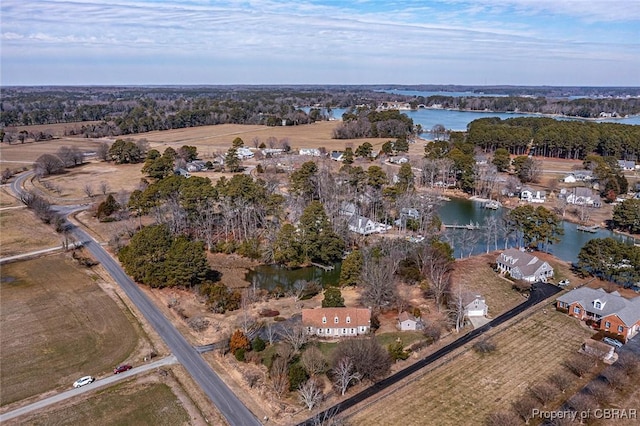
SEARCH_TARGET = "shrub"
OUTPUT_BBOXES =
[423,323,441,344]
[252,337,266,352]
[235,348,246,362]
[288,363,309,391]
[388,341,410,362]
[259,308,280,317]
[230,330,251,355]
[473,339,497,354]
[274,316,286,322]
[512,280,532,293]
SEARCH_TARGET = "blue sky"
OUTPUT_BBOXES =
[1,0,639,86]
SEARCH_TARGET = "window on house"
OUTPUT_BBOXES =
[334,317,339,324]
[346,316,351,324]
[322,316,327,324]
[594,301,602,309]
[618,325,624,333]
[573,307,581,314]
[605,321,610,328]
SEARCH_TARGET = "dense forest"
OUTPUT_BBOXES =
[466,117,640,161]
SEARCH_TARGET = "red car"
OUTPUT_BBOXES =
[113,364,132,374]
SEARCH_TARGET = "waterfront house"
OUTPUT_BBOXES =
[565,187,602,207]
[556,287,640,343]
[303,307,371,338]
[618,160,636,171]
[496,249,554,282]
[520,187,546,203]
[348,215,378,235]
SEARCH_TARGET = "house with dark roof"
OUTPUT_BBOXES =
[302,307,371,338]
[496,249,554,282]
[556,287,640,342]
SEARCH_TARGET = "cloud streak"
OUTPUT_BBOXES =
[1,0,638,85]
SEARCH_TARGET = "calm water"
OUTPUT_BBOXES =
[439,198,637,262]
[305,107,640,132]
[245,198,636,290]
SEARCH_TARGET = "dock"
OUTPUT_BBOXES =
[483,200,502,210]
[576,225,600,233]
[443,222,482,230]
[310,262,335,271]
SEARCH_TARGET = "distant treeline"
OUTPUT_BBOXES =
[409,95,640,118]
[2,86,639,138]
[467,117,640,160]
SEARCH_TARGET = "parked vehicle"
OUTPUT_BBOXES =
[113,364,133,374]
[603,337,623,349]
[73,376,95,388]
[558,279,570,287]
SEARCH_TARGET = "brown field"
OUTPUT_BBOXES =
[127,121,394,154]
[0,137,105,169]
[0,208,62,256]
[5,375,195,426]
[0,254,141,406]
[349,307,595,426]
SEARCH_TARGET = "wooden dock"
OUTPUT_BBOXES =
[576,225,600,233]
[311,262,335,271]
[443,222,482,230]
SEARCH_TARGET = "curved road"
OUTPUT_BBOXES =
[299,282,561,425]
[8,171,261,426]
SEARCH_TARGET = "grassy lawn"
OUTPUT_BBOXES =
[9,380,191,426]
[0,208,62,256]
[349,306,594,426]
[452,253,524,317]
[0,254,140,406]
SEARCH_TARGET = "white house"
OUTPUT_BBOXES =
[520,187,546,203]
[299,148,322,156]
[348,215,378,235]
[236,147,254,159]
[302,307,371,338]
[388,156,408,164]
[397,312,424,331]
[562,174,577,184]
[565,187,602,207]
[330,151,344,162]
[496,248,554,282]
[463,294,488,317]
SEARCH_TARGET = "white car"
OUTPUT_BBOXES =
[602,337,623,349]
[73,376,95,388]
[558,279,570,287]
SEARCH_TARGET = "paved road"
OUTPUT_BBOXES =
[0,356,178,423]
[70,224,261,426]
[0,242,84,264]
[8,171,261,426]
[299,281,561,425]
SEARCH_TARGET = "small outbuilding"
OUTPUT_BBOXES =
[397,312,424,331]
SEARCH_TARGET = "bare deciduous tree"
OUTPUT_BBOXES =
[512,396,538,424]
[484,411,521,426]
[264,322,277,345]
[564,353,596,377]
[298,378,324,410]
[97,142,110,161]
[359,251,397,313]
[83,183,94,198]
[529,382,558,406]
[278,325,309,353]
[301,346,327,376]
[550,372,573,394]
[332,357,361,396]
[270,356,289,399]
[99,181,110,196]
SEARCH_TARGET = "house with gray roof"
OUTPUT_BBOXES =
[564,187,602,207]
[496,249,554,283]
[556,287,640,342]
